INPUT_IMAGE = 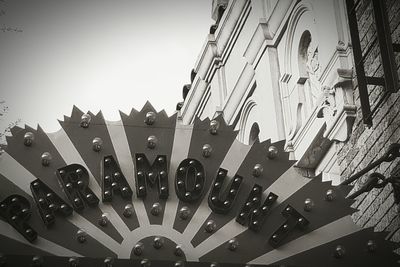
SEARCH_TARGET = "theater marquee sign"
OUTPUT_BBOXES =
[0,102,398,266]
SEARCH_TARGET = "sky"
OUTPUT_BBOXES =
[0,0,213,135]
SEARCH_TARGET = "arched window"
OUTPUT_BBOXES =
[249,123,260,144]
[298,30,321,109]
[298,30,312,78]
[237,97,257,144]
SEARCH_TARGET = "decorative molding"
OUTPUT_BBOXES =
[283,2,315,77]
[194,35,218,81]
[237,98,257,144]
[318,68,356,142]
[286,68,356,170]
[243,0,297,67]
[223,64,256,124]
[280,8,356,168]
[316,143,342,185]
[216,0,250,59]
[194,85,212,121]
[179,77,208,124]
[280,73,292,83]
[181,0,251,124]
[319,42,353,86]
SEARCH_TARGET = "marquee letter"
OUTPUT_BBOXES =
[236,184,278,231]
[208,168,242,214]
[134,153,168,199]
[269,205,309,247]
[101,155,132,202]
[0,195,37,242]
[175,158,205,202]
[30,179,73,226]
[56,164,99,210]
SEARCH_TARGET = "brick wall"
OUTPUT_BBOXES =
[336,0,400,253]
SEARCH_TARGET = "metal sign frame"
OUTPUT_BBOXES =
[0,102,398,266]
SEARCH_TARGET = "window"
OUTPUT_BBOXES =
[249,123,260,144]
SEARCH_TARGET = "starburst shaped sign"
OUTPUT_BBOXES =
[0,102,398,266]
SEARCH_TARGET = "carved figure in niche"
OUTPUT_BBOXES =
[305,40,322,107]
[317,86,337,119]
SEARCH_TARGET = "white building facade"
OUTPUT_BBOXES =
[179,0,356,184]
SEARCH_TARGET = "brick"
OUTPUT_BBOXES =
[376,92,400,122]
[360,25,376,52]
[390,16,400,35]
[352,187,382,222]
[344,148,360,166]
[389,0,400,17]
[388,2,400,31]
[363,193,395,227]
[385,210,400,236]
[354,87,360,100]
[340,0,400,237]
[385,159,400,177]
[375,203,399,231]
[338,93,400,178]
[349,172,372,208]
[365,57,381,76]
[342,121,400,226]
[359,14,374,39]
[356,0,372,20]
[365,24,376,42]
[393,26,400,43]
[390,228,400,244]
[369,86,385,108]
[355,184,392,225]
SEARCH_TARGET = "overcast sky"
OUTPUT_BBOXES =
[0,0,212,134]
